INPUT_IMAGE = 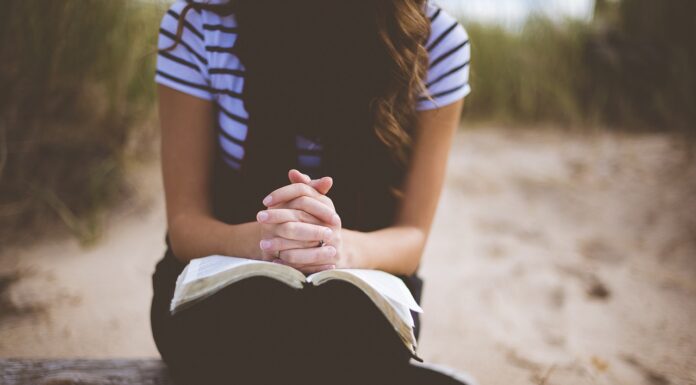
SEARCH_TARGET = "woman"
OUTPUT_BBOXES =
[151,0,471,384]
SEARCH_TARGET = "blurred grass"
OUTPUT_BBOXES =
[0,0,163,246]
[0,0,693,247]
[462,0,696,133]
[463,18,592,125]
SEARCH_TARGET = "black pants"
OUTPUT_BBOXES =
[151,250,467,385]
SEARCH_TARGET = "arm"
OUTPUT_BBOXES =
[160,86,333,263]
[159,86,263,262]
[344,100,464,275]
[266,100,464,276]
[258,14,470,275]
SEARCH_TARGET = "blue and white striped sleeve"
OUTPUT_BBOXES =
[417,7,471,111]
[154,1,213,101]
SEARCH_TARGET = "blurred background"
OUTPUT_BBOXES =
[0,1,694,384]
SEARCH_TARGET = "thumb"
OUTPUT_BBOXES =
[311,176,333,195]
[287,169,333,195]
[288,169,311,184]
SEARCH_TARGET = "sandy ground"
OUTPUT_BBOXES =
[0,128,694,385]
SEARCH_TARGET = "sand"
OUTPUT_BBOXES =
[1,127,694,385]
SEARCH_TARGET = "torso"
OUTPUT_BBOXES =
[156,1,471,178]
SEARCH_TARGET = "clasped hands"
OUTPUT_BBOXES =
[256,169,345,274]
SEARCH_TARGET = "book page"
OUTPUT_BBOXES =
[306,268,420,354]
[385,297,415,327]
[182,255,263,284]
[327,269,423,313]
[171,255,306,314]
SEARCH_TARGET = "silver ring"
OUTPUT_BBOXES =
[317,240,325,248]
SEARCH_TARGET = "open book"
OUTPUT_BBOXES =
[171,255,423,355]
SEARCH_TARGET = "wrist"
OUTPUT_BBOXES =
[342,229,369,269]
[223,221,264,260]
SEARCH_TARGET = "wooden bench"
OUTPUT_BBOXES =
[0,359,172,385]
[0,359,477,385]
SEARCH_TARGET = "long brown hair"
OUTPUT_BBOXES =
[164,0,431,230]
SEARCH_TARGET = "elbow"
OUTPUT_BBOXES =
[403,226,428,276]
[167,213,196,262]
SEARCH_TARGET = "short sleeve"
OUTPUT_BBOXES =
[417,6,471,111]
[154,1,213,101]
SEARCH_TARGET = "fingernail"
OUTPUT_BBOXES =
[324,228,333,238]
[332,214,340,225]
[329,265,336,270]
[262,195,272,205]
[260,239,271,250]
[257,211,269,222]
[326,246,337,256]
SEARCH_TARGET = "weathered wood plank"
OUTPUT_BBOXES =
[0,359,172,385]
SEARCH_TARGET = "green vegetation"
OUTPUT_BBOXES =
[0,0,693,246]
[0,0,163,245]
[462,0,696,132]
[463,18,592,125]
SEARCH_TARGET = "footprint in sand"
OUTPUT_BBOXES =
[579,237,625,265]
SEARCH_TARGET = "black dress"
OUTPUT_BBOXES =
[149,153,471,384]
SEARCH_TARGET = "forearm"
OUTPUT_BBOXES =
[343,226,427,276]
[340,101,463,276]
[167,214,262,263]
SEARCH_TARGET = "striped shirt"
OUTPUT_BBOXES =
[155,0,471,173]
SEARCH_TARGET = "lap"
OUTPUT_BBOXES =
[150,252,411,384]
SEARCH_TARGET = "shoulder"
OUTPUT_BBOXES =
[159,1,204,37]
[158,1,236,46]
[418,2,471,111]
[155,1,235,100]
[425,2,469,67]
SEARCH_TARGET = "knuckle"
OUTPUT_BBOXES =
[275,238,288,250]
[271,238,286,251]
[296,196,310,207]
[290,210,302,222]
[282,250,295,263]
[313,200,328,214]
[298,211,315,224]
[297,222,310,238]
[314,226,325,240]
[319,196,334,208]
[297,223,311,238]
[280,209,294,222]
[287,222,301,237]
[286,251,303,265]
[309,251,324,264]
[280,208,295,218]
[317,248,328,260]
[279,222,294,237]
